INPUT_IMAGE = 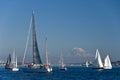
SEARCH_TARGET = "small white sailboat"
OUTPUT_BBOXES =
[11,49,19,71]
[86,61,89,67]
[59,52,67,71]
[44,37,52,72]
[93,49,104,69]
[104,55,112,69]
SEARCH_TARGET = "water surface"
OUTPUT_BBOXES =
[0,66,120,80]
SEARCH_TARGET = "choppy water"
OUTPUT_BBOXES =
[0,66,120,80]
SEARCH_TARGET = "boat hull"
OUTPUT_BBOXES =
[45,66,52,72]
[59,67,67,71]
[5,67,12,70]
[22,67,50,73]
[46,67,52,72]
[104,67,112,69]
[12,68,19,71]
[92,67,104,70]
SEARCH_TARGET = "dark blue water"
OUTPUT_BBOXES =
[0,66,120,80]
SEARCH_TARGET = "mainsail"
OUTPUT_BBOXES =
[94,49,103,68]
[22,11,52,72]
[5,54,11,69]
[32,11,42,64]
[11,49,18,68]
[11,49,16,67]
[104,55,112,69]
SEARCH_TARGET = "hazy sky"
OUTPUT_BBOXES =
[0,0,120,64]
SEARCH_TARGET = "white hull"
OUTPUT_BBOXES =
[45,67,52,72]
[12,67,19,71]
[104,66,112,69]
[59,67,67,71]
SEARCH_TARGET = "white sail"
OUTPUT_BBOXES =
[59,52,67,70]
[94,49,103,68]
[12,49,19,71]
[104,55,112,69]
[86,61,89,67]
[45,37,52,72]
[11,49,16,68]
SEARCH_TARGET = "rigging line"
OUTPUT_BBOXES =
[22,16,32,65]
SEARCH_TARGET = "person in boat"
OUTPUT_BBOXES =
[28,63,44,68]
[28,63,33,68]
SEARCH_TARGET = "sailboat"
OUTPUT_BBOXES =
[5,54,12,69]
[86,61,89,67]
[11,49,19,71]
[93,49,104,69]
[44,37,52,72]
[59,52,67,71]
[104,55,112,69]
[22,11,48,73]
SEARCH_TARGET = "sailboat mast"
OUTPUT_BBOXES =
[15,56,17,67]
[61,51,64,66]
[45,37,49,65]
[12,49,16,67]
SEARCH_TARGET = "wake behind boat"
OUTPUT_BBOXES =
[22,11,51,73]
